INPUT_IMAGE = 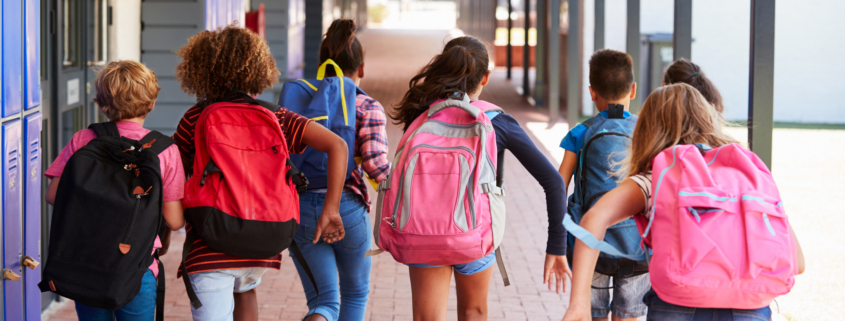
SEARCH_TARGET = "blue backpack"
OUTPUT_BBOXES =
[278,59,366,189]
[564,105,648,278]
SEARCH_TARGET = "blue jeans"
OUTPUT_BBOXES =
[644,290,772,321]
[591,272,650,318]
[76,269,157,321]
[291,191,372,321]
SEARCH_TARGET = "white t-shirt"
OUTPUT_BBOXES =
[629,172,653,219]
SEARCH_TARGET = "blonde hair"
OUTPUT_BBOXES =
[619,83,737,178]
[93,60,160,121]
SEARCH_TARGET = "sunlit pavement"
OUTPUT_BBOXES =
[45,28,838,321]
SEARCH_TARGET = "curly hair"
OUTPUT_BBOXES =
[176,24,280,103]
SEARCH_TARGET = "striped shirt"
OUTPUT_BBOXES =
[173,102,311,275]
[347,95,391,209]
[630,172,653,219]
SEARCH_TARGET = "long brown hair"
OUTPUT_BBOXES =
[319,19,364,77]
[176,24,280,103]
[619,83,736,177]
[391,36,490,131]
[663,59,724,113]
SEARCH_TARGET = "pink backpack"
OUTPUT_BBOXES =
[566,144,798,309]
[367,94,509,283]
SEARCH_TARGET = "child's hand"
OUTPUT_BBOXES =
[543,254,572,294]
[561,305,591,321]
[315,210,345,244]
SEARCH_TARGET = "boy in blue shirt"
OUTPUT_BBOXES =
[558,49,648,321]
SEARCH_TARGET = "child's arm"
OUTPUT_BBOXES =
[301,122,349,244]
[163,201,185,230]
[562,179,645,321]
[45,178,60,205]
[558,150,577,191]
[790,223,805,274]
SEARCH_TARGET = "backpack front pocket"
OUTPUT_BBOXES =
[740,192,794,283]
[395,145,475,235]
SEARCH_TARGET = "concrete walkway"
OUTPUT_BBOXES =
[46,29,573,321]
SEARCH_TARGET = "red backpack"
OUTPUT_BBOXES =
[180,91,315,309]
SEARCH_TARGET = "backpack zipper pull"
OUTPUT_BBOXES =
[272,146,279,154]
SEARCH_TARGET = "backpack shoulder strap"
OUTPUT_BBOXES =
[139,131,176,155]
[88,122,120,138]
[223,89,281,114]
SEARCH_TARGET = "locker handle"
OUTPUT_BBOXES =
[3,269,21,281]
[22,256,39,270]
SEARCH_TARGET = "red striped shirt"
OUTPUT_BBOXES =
[173,102,311,276]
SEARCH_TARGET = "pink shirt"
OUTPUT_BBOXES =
[45,121,185,278]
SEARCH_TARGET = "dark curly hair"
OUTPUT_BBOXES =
[176,24,280,103]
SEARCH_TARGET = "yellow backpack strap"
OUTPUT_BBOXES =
[316,59,350,126]
[298,79,318,91]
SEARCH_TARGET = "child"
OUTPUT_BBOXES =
[390,36,569,320]
[557,49,647,321]
[562,83,806,321]
[286,19,390,321]
[173,25,348,321]
[663,58,724,113]
[44,60,186,320]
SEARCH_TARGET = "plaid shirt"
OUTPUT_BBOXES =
[347,94,390,210]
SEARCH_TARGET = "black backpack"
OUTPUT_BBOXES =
[39,122,173,320]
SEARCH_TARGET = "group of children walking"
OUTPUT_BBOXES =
[38,18,805,321]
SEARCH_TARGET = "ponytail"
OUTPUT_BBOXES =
[663,59,724,113]
[392,36,490,131]
[319,19,364,77]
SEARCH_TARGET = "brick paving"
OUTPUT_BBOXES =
[46,29,573,321]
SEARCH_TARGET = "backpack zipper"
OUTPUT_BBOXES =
[121,196,143,247]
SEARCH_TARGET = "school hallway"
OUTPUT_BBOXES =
[44,28,574,321]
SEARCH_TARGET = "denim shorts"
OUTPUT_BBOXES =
[591,272,650,319]
[406,251,496,275]
[644,290,772,321]
[188,268,267,321]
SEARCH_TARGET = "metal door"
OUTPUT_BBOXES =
[3,0,24,118]
[2,120,23,321]
[25,0,42,112]
[54,0,107,150]
[39,0,56,311]
[21,114,40,321]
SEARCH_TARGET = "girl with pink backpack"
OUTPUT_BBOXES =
[562,83,805,321]
[384,36,570,320]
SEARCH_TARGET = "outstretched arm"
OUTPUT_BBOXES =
[301,122,349,244]
[558,150,577,192]
[563,179,644,321]
[493,115,570,292]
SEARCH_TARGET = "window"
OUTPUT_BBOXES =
[62,0,80,67]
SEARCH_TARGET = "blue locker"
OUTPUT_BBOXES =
[23,0,41,110]
[2,119,23,321]
[2,0,23,117]
[22,114,40,321]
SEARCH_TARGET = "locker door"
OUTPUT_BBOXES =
[22,114,41,321]
[2,0,24,117]
[24,0,42,111]
[2,120,23,321]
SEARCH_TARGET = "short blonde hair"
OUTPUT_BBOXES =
[93,60,160,121]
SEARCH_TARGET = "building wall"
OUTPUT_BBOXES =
[108,0,142,62]
[594,0,845,124]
